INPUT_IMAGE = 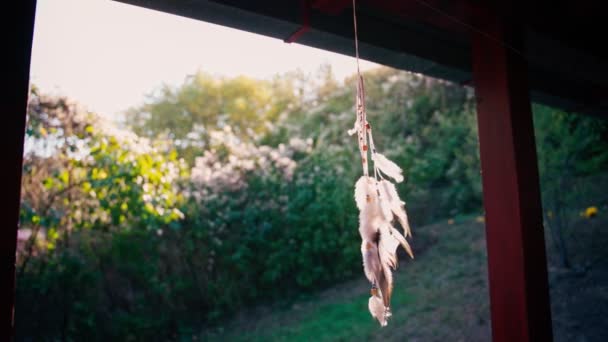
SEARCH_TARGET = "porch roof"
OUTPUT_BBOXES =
[116,0,607,117]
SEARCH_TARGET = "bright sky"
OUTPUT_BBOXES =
[30,0,379,119]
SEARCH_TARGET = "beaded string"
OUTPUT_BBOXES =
[353,0,377,179]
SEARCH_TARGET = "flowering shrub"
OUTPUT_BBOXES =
[181,127,360,319]
[190,127,307,193]
[18,92,362,339]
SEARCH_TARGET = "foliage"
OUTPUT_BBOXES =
[180,134,361,320]
[206,219,490,342]
[533,104,608,267]
[269,69,482,223]
[18,68,485,340]
[17,66,607,340]
[124,72,302,165]
[17,90,187,340]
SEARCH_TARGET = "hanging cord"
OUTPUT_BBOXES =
[353,1,407,321]
[352,0,361,75]
[353,0,369,177]
[352,0,380,180]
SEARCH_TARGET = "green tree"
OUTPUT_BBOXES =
[18,90,187,340]
[125,71,300,164]
[534,104,608,267]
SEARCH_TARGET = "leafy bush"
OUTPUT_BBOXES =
[26,67,608,340]
[17,91,187,340]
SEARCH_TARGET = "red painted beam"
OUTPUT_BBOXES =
[284,0,311,43]
[471,16,553,342]
[2,0,37,340]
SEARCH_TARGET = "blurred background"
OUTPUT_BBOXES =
[17,0,608,340]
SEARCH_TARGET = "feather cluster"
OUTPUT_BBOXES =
[349,104,414,326]
[349,0,413,327]
[355,175,413,326]
[347,49,413,328]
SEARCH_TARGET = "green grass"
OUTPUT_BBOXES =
[202,218,491,342]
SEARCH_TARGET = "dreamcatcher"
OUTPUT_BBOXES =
[349,0,414,327]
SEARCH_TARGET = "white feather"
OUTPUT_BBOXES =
[376,224,401,308]
[361,239,381,284]
[357,178,383,242]
[368,295,387,327]
[373,153,404,183]
[378,224,400,269]
[347,120,360,136]
[379,260,393,308]
[390,226,414,259]
[354,176,370,211]
[355,174,414,326]
[379,180,412,238]
[376,183,393,222]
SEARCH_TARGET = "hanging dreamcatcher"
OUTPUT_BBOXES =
[349,0,414,327]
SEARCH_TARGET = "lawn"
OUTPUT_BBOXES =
[203,216,491,341]
[201,211,607,342]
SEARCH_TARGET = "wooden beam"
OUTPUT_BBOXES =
[311,0,350,15]
[2,0,37,340]
[471,16,553,342]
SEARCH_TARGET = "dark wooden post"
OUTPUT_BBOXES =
[3,0,37,340]
[471,18,553,342]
